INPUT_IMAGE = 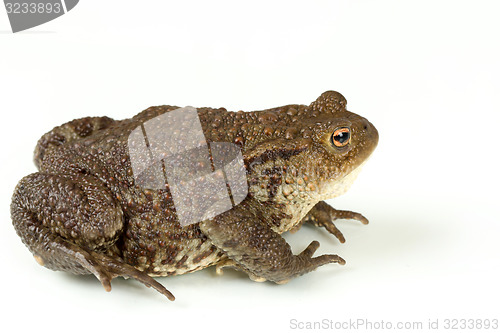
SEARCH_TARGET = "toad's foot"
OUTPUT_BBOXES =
[32,239,175,301]
[293,201,369,243]
[214,241,345,284]
[86,252,175,301]
[274,240,345,284]
[215,258,236,275]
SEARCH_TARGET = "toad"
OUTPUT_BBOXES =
[11,91,378,300]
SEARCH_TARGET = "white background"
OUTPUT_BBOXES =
[1,1,499,332]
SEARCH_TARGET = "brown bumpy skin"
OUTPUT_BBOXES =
[11,91,378,300]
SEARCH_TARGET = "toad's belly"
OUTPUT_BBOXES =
[125,237,227,277]
[120,215,227,276]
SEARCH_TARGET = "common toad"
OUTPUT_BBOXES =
[11,91,378,300]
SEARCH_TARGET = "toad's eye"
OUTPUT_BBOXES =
[331,127,351,147]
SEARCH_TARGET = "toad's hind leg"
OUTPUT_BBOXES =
[11,172,174,300]
[34,116,115,169]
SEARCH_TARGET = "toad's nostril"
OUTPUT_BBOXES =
[361,118,370,131]
[361,120,368,131]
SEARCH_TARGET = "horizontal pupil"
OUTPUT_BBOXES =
[335,132,349,143]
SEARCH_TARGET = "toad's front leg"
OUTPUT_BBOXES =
[292,201,369,243]
[200,204,345,284]
[11,172,174,300]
